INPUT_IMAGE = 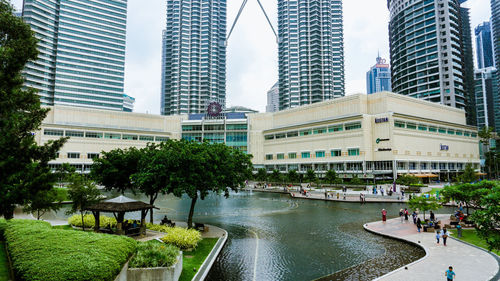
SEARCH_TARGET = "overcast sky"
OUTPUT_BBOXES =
[11,0,492,114]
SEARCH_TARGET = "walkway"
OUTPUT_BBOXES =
[364,215,499,281]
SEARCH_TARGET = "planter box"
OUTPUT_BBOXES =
[114,252,182,281]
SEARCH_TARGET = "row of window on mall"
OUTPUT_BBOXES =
[181,124,247,131]
[43,129,169,142]
[264,121,362,140]
[266,148,360,161]
[394,120,477,138]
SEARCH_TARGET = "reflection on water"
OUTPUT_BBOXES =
[51,191,444,281]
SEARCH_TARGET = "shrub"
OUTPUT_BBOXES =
[129,240,180,268]
[68,214,117,228]
[5,219,136,281]
[53,187,69,201]
[0,218,6,238]
[146,223,202,250]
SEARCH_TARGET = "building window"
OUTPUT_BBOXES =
[44,129,64,136]
[277,153,285,160]
[204,124,224,131]
[275,133,286,139]
[315,151,325,158]
[348,148,360,156]
[264,135,274,140]
[447,129,455,135]
[139,135,155,141]
[471,132,477,137]
[394,121,405,128]
[104,133,121,139]
[345,122,362,130]
[182,125,202,131]
[463,131,470,137]
[288,152,297,159]
[301,152,310,158]
[122,134,138,140]
[226,124,247,130]
[67,152,80,159]
[155,136,169,142]
[418,125,427,131]
[265,154,273,160]
[313,127,326,134]
[87,153,99,160]
[438,128,446,134]
[429,127,437,132]
[300,130,312,136]
[406,123,417,130]
[331,149,341,157]
[328,125,343,132]
[287,131,298,137]
[85,132,103,138]
[65,130,84,137]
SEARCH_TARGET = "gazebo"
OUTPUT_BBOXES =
[86,195,156,236]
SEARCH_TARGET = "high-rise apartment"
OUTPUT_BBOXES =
[475,22,495,68]
[161,0,226,115]
[277,0,344,110]
[459,3,476,126]
[474,67,499,131]
[22,0,130,111]
[492,0,500,68]
[366,55,391,94]
[388,0,468,111]
[266,82,279,112]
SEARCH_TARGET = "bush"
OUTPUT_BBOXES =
[0,219,6,238]
[129,240,180,268]
[68,214,117,228]
[5,219,136,281]
[146,223,202,250]
[53,187,69,201]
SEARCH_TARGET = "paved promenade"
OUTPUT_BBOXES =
[364,215,499,281]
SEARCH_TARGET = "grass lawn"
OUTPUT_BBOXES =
[52,225,74,230]
[449,229,500,256]
[0,242,10,281]
[426,187,442,195]
[179,238,218,281]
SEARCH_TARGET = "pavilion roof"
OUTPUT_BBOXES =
[86,195,155,212]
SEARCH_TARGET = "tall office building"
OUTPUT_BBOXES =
[492,0,500,68]
[459,4,476,126]
[475,22,495,68]
[266,82,279,112]
[277,0,344,110]
[474,67,499,131]
[161,0,227,116]
[22,0,130,111]
[388,0,468,111]
[366,55,391,94]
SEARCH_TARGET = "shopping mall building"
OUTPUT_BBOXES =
[37,92,480,181]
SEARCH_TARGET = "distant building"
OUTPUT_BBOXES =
[475,67,499,132]
[366,55,391,94]
[21,0,130,111]
[492,0,500,69]
[266,82,279,112]
[475,22,495,69]
[122,94,135,112]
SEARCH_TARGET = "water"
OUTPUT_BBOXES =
[52,191,447,280]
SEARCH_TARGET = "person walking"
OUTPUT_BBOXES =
[399,209,404,222]
[445,266,455,281]
[416,218,422,232]
[436,230,441,244]
[456,224,462,238]
[441,228,449,246]
[382,209,387,222]
[412,211,417,224]
[430,210,435,222]
[404,208,409,221]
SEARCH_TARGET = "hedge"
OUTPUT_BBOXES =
[129,240,180,268]
[146,224,202,250]
[0,219,6,239]
[4,219,136,281]
[68,214,117,228]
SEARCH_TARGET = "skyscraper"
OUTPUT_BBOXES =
[366,55,391,94]
[475,22,495,69]
[388,0,467,111]
[474,67,499,131]
[266,82,279,112]
[492,0,500,69]
[161,0,226,115]
[277,0,344,110]
[459,4,476,126]
[22,0,130,111]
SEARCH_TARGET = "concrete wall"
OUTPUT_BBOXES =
[115,253,183,281]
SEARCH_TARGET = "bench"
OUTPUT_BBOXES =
[125,227,141,236]
[194,223,207,232]
[161,219,176,227]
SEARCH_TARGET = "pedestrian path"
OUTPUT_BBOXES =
[364,215,499,281]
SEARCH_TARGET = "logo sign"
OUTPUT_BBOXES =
[206,101,222,117]
[440,144,449,151]
[376,138,390,144]
[377,148,392,152]
[375,117,389,123]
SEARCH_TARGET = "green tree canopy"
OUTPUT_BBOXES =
[287,169,298,184]
[458,163,478,183]
[324,169,338,185]
[67,174,101,231]
[23,187,62,220]
[0,1,67,219]
[306,169,316,183]
[470,182,500,252]
[256,168,267,182]
[271,169,282,183]
[408,196,441,219]
[441,181,494,215]
[396,174,420,186]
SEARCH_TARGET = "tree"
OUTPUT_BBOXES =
[458,163,478,183]
[91,147,142,194]
[351,174,363,185]
[0,1,67,219]
[67,174,101,231]
[131,142,176,223]
[396,174,420,186]
[23,188,62,220]
[408,196,441,219]
[441,181,494,215]
[324,169,338,185]
[478,126,496,179]
[470,183,500,252]
[256,168,267,182]
[287,169,298,184]
[306,169,316,183]
[271,169,282,183]
[171,141,253,228]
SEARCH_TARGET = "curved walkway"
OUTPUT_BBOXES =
[364,215,499,281]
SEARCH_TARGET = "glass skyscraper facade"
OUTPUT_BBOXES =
[22,0,129,111]
[277,0,344,110]
[475,22,495,69]
[161,0,227,116]
[366,56,391,94]
[388,0,467,111]
[474,67,499,132]
[492,0,500,69]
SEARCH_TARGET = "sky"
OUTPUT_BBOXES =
[11,0,492,114]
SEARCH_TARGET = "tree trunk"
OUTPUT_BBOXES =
[149,194,157,224]
[423,211,426,220]
[81,211,85,231]
[187,195,198,229]
[3,206,15,220]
